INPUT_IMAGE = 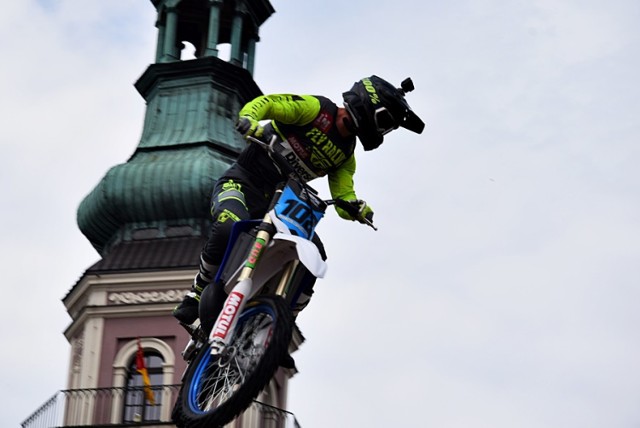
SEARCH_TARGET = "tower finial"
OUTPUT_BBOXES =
[150,0,274,74]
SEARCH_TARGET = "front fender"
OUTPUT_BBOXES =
[272,233,328,278]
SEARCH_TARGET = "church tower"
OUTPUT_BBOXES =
[57,1,300,426]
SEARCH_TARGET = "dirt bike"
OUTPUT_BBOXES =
[172,135,375,428]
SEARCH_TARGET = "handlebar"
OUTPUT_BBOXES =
[245,134,275,150]
[245,135,377,231]
[246,135,307,183]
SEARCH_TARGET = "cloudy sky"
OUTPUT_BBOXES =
[2,0,639,427]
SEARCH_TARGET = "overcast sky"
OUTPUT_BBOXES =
[2,0,639,427]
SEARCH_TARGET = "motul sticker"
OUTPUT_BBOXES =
[212,291,244,340]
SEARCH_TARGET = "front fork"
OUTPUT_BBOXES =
[207,210,299,356]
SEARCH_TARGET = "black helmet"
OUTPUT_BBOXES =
[342,75,425,151]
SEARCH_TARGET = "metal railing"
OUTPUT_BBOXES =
[22,385,300,428]
[21,385,180,428]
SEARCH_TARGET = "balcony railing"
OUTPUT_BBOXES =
[22,385,300,428]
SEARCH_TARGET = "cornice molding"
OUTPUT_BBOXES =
[64,269,194,310]
[108,289,187,305]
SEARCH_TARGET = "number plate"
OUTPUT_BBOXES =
[273,181,325,238]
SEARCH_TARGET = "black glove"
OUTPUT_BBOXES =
[336,200,374,223]
[235,116,263,138]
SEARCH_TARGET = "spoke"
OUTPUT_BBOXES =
[231,354,247,385]
[191,305,276,413]
[221,364,237,402]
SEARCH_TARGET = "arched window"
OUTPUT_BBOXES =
[112,338,176,423]
[122,350,164,423]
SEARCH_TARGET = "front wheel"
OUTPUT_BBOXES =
[172,295,293,428]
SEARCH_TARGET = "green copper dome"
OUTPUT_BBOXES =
[78,146,233,254]
[78,59,263,255]
[77,0,273,256]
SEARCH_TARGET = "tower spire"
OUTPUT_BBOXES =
[77,0,274,256]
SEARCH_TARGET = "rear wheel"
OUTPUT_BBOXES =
[172,295,293,428]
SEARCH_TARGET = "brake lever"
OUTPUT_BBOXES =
[361,217,378,231]
[330,199,378,231]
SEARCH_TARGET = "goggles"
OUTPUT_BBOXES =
[373,106,399,135]
[345,102,399,136]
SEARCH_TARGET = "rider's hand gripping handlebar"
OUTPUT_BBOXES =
[329,199,378,230]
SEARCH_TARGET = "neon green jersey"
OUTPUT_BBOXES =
[238,94,360,208]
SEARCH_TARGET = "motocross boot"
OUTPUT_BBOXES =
[173,255,218,324]
[173,284,202,325]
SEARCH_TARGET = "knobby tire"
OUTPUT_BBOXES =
[172,295,293,428]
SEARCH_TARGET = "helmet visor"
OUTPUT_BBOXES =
[401,110,426,134]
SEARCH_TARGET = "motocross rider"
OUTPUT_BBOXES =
[173,75,425,325]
